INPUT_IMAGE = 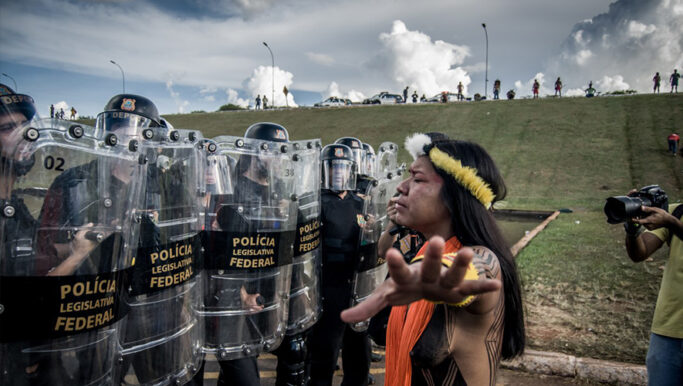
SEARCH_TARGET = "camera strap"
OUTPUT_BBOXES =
[673,204,683,220]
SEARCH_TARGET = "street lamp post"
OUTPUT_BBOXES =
[109,60,125,93]
[262,42,275,109]
[482,23,488,100]
[2,73,17,91]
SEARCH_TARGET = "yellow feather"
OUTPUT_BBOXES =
[429,147,494,209]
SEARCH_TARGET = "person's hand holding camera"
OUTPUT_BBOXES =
[631,206,675,231]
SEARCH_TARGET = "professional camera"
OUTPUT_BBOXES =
[604,185,668,224]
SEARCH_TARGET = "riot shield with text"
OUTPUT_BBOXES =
[349,166,405,332]
[200,135,296,360]
[0,118,143,385]
[117,128,204,386]
[287,139,321,335]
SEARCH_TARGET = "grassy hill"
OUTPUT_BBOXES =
[90,94,683,363]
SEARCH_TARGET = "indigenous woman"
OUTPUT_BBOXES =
[342,134,525,386]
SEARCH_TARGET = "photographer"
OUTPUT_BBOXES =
[622,191,683,386]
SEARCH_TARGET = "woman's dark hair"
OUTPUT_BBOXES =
[429,139,525,359]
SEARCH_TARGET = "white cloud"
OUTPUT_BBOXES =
[243,65,298,107]
[548,0,683,93]
[306,52,334,66]
[200,86,218,94]
[323,81,366,102]
[166,79,190,114]
[596,74,631,91]
[627,20,656,38]
[226,88,249,108]
[574,49,593,66]
[376,20,472,97]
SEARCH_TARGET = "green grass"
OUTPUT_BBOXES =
[81,94,683,363]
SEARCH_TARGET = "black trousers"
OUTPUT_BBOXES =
[307,283,370,386]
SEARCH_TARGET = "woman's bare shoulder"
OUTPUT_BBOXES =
[469,246,501,279]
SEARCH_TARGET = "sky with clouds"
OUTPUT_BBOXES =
[1,0,681,118]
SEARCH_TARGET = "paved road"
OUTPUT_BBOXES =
[201,348,599,385]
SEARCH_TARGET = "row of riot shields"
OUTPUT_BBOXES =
[0,116,399,385]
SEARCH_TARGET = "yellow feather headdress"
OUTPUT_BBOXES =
[404,133,494,209]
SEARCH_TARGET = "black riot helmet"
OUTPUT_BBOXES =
[245,122,289,142]
[321,143,357,192]
[96,94,164,139]
[361,142,377,178]
[0,84,38,176]
[334,137,363,170]
[0,84,37,132]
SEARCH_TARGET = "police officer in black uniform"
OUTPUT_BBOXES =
[307,143,371,386]
[0,83,38,276]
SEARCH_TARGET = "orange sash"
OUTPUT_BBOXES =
[385,236,462,386]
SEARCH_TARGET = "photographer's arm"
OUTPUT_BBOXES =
[625,232,662,262]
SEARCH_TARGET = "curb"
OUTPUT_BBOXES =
[501,350,646,385]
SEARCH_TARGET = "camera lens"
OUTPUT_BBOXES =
[604,196,648,224]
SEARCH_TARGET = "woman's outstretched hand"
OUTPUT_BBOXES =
[340,236,502,323]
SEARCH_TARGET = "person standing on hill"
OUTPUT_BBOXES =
[262,95,268,109]
[456,82,464,101]
[668,133,680,156]
[403,86,409,104]
[255,94,261,110]
[670,69,680,93]
[493,79,501,100]
[554,77,562,97]
[70,107,76,120]
[623,192,683,386]
[49,104,54,118]
[532,79,540,99]
[653,72,662,94]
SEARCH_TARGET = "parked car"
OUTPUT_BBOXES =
[362,92,403,104]
[426,92,460,103]
[314,96,351,107]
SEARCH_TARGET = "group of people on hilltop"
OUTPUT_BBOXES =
[653,69,680,93]
[254,94,268,109]
[48,104,77,120]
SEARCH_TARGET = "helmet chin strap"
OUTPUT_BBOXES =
[1,154,35,177]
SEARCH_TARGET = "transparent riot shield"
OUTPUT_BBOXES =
[349,166,405,332]
[376,141,399,176]
[0,118,143,385]
[117,128,204,385]
[287,139,321,335]
[200,135,296,360]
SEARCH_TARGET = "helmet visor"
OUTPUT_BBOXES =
[362,153,377,177]
[96,111,153,138]
[322,159,356,191]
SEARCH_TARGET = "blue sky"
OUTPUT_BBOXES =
[1,0,681,118]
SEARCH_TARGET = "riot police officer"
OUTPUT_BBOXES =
[357,142,378,196]
[96,94,205,386]
[334,137,366,195]
[273,136,322,386]
[307,143,371,386]
[199,122,298,386]
[1,86,143,385]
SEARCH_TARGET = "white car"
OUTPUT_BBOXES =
[362,92,403,105]
[314,96,351,107]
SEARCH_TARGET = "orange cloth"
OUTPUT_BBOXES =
[385,236,462,386]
